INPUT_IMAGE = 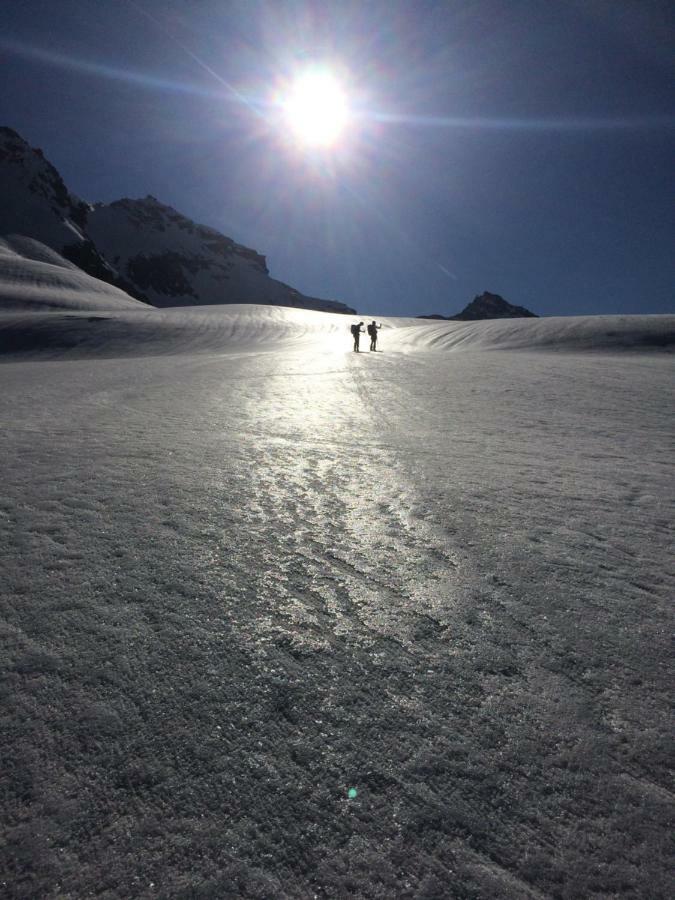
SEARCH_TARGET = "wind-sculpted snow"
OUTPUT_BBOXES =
[0,304,352,361]
[390,313,675,354]
[1,242,673,360]
[0,235,147,312]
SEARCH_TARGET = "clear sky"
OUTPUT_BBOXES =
[1,0,674,317]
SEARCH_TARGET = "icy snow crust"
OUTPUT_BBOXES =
[1,291,674,895]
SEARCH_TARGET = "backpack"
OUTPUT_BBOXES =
[367,323,375,337]
[350,324,359,336]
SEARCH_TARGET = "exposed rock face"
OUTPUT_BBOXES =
[0,127,355,314]
[419,291,538,320]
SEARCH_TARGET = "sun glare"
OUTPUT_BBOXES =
[282,69,349,148]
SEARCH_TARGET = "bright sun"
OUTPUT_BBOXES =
[282,69,349,148]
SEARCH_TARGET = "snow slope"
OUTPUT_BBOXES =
[1,306,673,897]
[0,235,148,312]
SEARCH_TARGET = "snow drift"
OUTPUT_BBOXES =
[0,235,148,312]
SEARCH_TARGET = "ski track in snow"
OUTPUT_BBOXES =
[1,308,674,897]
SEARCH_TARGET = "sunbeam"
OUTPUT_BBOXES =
[0,36,232,101]
[371,111,675,131]
[125,0,262,116]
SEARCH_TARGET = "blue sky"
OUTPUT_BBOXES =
[1,0,673,317]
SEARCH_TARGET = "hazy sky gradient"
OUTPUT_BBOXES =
[2,0,673,317]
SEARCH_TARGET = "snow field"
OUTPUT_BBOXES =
[1,311,674,897]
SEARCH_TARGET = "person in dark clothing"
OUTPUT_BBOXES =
[367,320,381,351]
[350,321,365,351]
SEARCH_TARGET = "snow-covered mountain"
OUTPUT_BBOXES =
[0,126,126,291]
[0,126,355,314]
[86,195,354,312]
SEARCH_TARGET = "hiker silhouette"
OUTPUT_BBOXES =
[350,321,365,352]
[367,320,381,351]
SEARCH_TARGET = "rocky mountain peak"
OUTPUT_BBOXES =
[0,126,89,231]
[0,126,28,151]
[419,291,538,321]
[456,291,538,320]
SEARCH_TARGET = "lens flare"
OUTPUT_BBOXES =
[282,69,349,148]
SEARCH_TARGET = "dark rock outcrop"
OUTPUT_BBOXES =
[61,241,148,301]
[419,291,538,321]
[456,291,538,320]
